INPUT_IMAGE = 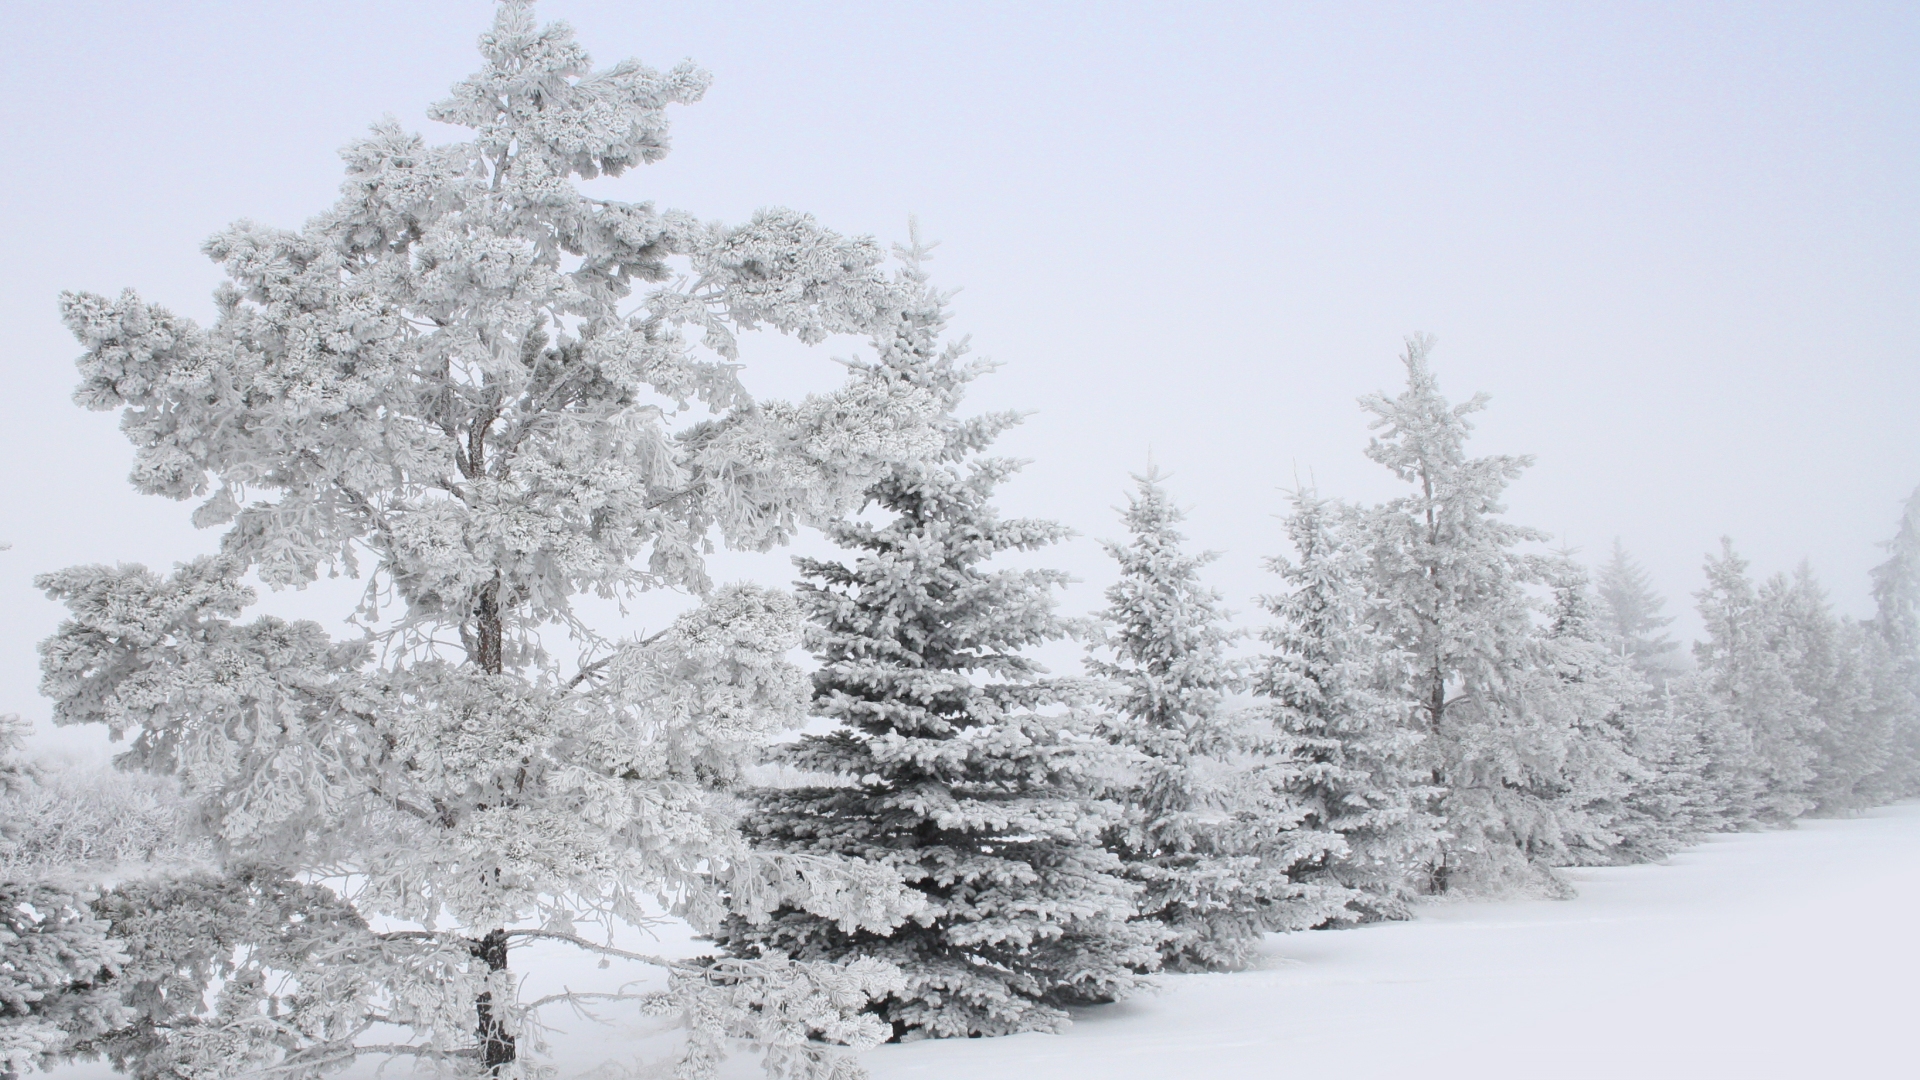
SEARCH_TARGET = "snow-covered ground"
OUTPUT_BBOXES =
[49,802,1920,1080]
[867,803,1920,1080]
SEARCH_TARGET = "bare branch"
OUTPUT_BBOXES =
[501,928,684,970]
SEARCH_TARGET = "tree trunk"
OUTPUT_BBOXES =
[470,574,511,1071]
[475,575,504,676]
[471,928,515,1072]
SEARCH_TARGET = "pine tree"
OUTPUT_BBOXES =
[1086,472,1345,970]
[1536,570,1661,865]
[1867,486,1920,796]
[1870,486,1920,655]
[1594,540,1684,687]
[1688,541,1822,824]
[1,881,129,1080]
[0,716,34,803]
[37,4,943,1076]
[1257,491,1436,920]
[1347,336,1624,894]
[1,721,124,1080]
[714,386,1159,1038]
[1562,553,1735,850]
[1764,565,1892,814]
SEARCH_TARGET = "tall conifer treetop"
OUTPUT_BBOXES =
[1357,335,1548,736]
[1871,486,1920,653]
[1595,539,1682,683]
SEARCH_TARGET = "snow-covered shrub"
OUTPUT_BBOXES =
[0,763,208,876]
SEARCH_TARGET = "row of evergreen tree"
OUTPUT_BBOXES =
[713,332,1920,1040]
[8,6,1914,1077]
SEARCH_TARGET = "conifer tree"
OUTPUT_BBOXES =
[2,721,124,1080]
[714,351,1159,1037]
[1761,565,1893,814]
[1688,541,1822,824]
[1594,540,1684,687]
[1347,336,1625,894]
[1867,486,1920,796]
[36,4,942,1076]
[1,880,128,1080]
[1536,570,1659,864]
[0,716,33,804]
[1257,491,1436,920]
[1870,486,1920,655]
[1087,473,1345,970]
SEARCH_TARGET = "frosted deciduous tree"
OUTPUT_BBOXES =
[713,360,1158,1037]
[1348,337,1625,894]
[1086,473,1345,970]
[1257,491,1435,920]
[37,3,948,1076]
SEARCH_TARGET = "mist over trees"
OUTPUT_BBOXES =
[5,3,1918,1080]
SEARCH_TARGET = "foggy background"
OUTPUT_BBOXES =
[3,0,1914,758]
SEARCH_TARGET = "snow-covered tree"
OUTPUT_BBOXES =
[1,880,128,1080]
[1867,486,1920,797]
[1870,486,1920,655]
[1686,541,1822,825]
[1594,540,1684,687]
[1346,336,1627,894]
[1757,566,1891,815]
[1086,472,1346,970]
[0,717,33,804]
[713,370,1159,1037]
[37,4,950,1076]
[1256,491,1436,920]
[1534,570,1664,865]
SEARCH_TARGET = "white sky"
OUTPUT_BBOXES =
[3,1,1915,757]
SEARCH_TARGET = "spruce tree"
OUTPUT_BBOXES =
[1867,486,1920,796]
[1594,540,1684,687]
[1763,565,1893,814]
[1347,336,1626,894]
[713,313,1157,1039]
[1870,486,1920,654]
[1688,541,1822,824]
[1,880,128,1080]
[1257,491,1436,920]
[1537,570,1659,865]
[1087,473,1345,970]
